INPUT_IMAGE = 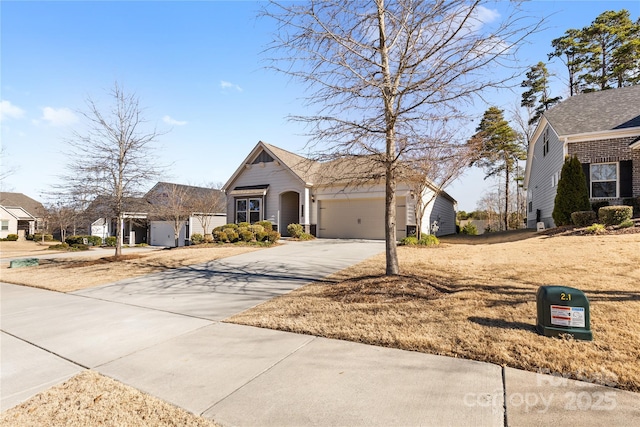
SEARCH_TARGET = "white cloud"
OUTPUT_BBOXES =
[163,115,188,126]
[41,107,78,127]
[220,80,243,92]
[0,100,25,121]
[474,5,500,25]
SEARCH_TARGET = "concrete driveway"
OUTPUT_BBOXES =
[2,239,639,426]
[72,239,385,320]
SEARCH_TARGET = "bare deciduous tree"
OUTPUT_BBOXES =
[59,82,165,256]
[263,0,542,275]
[148,183,192,248]
[189,182,226,240]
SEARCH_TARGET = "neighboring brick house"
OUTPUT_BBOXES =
[524,85,640,229]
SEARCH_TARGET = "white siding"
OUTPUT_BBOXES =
[226,161,307,232]
[0,207,18,238]
[190,214,227,236]
[527,125,565,228]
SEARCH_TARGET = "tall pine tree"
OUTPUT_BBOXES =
[468,107,526,231]
[521,62,562,125]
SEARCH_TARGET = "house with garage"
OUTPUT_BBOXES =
[222,141,457,239]
[0,206,36,239]
[524,85,640,229]
[0,192,47,236]
[88,183,226,247]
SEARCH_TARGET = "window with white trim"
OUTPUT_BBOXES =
[590,163,617,198]
[235,198,262,223]
[1,220,8,231]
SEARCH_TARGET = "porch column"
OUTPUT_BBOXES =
[303,187,311,234]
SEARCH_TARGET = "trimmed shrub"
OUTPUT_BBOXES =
[203,233,214,243]
[33,233,54,241]
[105,236,117,247]
[298,232,315,241]
[571,211,597,227]
[622,197,640,218]
[226,230,239,243]
[214,231,228,242]
[255,231,269,242]
[419,234,440,246]
[48,242,69,250]
[618,219,635,229]
[287,223,304,238]
[585,223,606,235]
[266,231,281,243]
[191,233,204,244]
[553,155,591,226]
[66,235,101,246]
[591,201,609,213]
[237,222,251,228]
[71,243,89,251]
[256,221,273,232]
[598,205,633,226]
[399,236,419,246]
[5,234,19,241]
[240,230,254,242]
[249,224,265,234]
[461,223,478,235]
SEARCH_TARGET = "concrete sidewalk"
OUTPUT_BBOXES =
[2,240,639,425]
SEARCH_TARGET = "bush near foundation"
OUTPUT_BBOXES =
[571,211,597,227]
[598,206,633,226]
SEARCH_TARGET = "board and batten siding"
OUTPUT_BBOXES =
[527,125,565,228]
[225,161,306,229]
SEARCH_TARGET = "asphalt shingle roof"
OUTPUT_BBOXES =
[544,85,640,137]
[0,192,46,218]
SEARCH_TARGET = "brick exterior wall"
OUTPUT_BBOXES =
[568,136,640,203]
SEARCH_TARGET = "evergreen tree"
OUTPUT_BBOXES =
[521,62,562,125]
[552,156,591,226]
[549,29,586,96]
[468,107,526,231]
[549,10,640,95]
[580,10,639,91]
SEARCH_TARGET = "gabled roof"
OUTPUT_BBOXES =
[224,141,456,202]
[145,182,224,201]
[524,86,640,189]
[1,206,35,220]
[544,85,640,136]
[0,192,46,218]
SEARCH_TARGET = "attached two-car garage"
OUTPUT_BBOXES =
[317,198,407,240]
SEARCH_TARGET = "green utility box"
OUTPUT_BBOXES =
[536,286,592,341]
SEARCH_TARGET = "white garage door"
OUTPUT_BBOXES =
[318,198,386,239]
[150,221,186,247]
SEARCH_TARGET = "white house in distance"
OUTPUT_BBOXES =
[222,141,457,239]
[0,206,36,239]
[524,86,640,229]
[88,182,226,247]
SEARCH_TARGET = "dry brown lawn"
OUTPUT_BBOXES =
[0,240,65,258]
[1,244,262,292]
[228,230,640,392]
[0,371,219,427]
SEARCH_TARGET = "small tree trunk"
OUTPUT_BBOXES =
[385,164,399,275]
[504,154,510,231]
[115,215,123,256]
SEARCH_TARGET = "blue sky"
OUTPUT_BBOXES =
[1,0,638,211]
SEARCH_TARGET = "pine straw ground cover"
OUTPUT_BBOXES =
[228,230,640,392]
[0,371,219,427]
[0,244,261,292]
